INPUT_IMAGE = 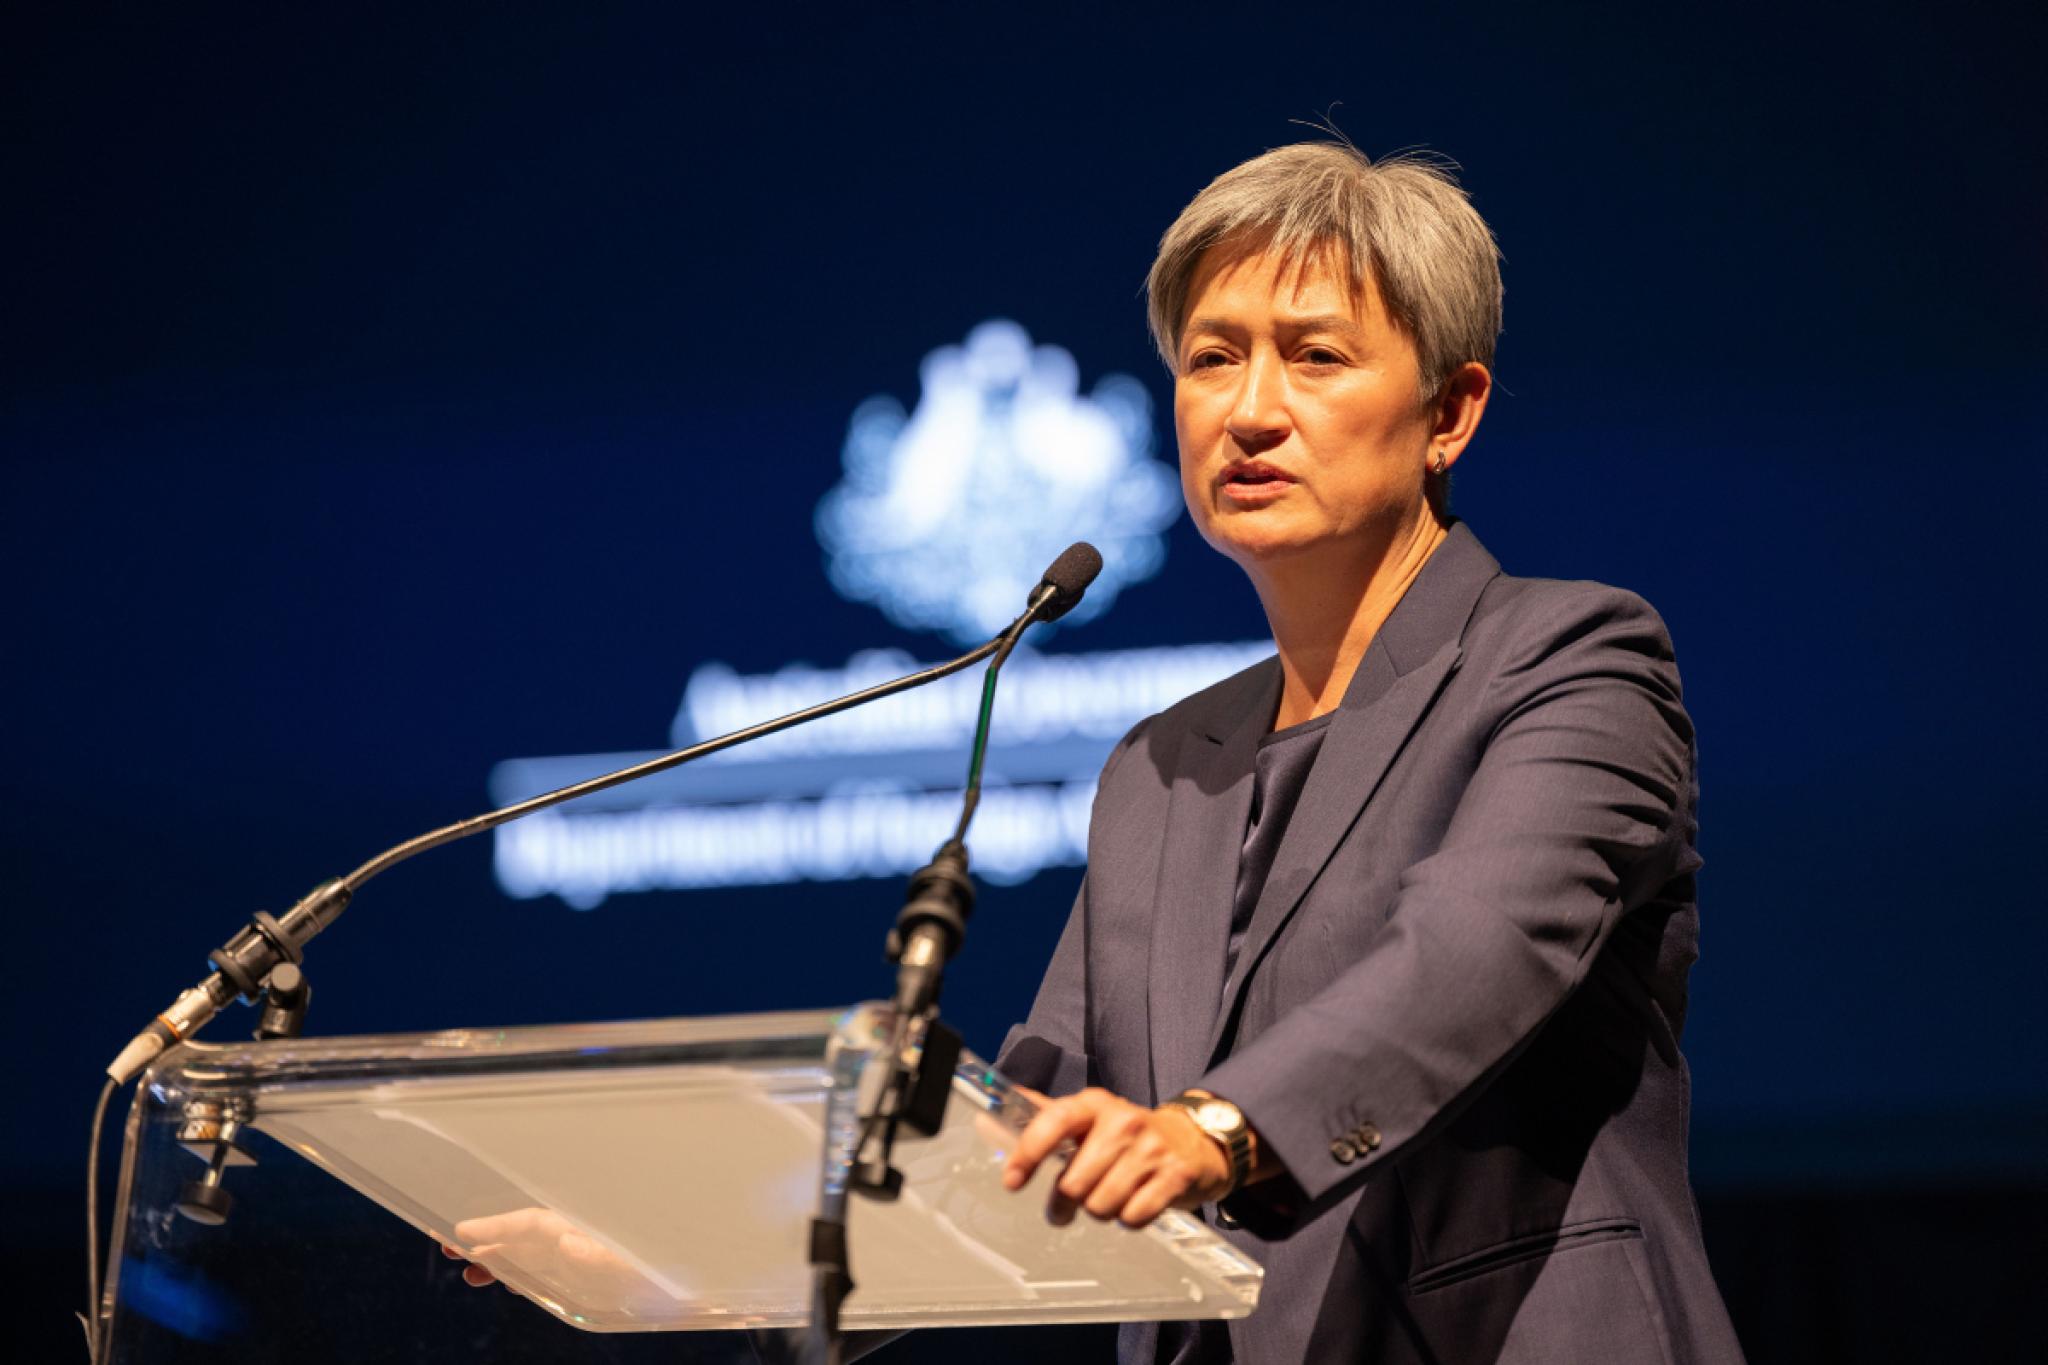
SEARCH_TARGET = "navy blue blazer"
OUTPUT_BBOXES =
[998,524,1746,1364]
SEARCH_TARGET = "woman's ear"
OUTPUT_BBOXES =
[1428,361,1494,475]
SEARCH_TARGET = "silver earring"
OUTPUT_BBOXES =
[1431,449,1448,475]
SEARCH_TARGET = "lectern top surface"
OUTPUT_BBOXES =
[116,1004,1263,1339]
[153,1006,850,1092]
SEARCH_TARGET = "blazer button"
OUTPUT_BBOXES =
[1330,1138,1358,1164]
[1354,1123,1382,1152]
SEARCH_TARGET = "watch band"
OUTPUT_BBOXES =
[1161,1093,1254,1197]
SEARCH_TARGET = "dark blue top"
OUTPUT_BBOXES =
[1226,713,1336,985]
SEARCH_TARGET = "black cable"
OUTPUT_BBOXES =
[83,1076,116,1364]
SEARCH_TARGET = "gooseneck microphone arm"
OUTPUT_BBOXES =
[855,544,1105,1158]
[881,543,1103,1042]
[810,543,1102,1363]
[947,585,1039,846]
[340,639,1008,893]
[104,629,1016,1085]
[896,541,1104,1020]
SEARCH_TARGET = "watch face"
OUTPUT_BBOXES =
[1195,1100,1239,1130]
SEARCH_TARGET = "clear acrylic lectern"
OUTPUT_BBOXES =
[101,1005,1262,1362]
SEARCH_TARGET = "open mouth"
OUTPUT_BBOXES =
[1223,462,1293,488]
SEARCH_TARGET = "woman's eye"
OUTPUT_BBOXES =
[1188,352,1230,370]
[1300,347,1343,366]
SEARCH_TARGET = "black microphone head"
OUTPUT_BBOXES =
[1035,542,1104,622]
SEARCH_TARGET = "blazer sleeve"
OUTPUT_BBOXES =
[994,718,1155,1098]
[1202,586,1695,1230]
[994,878,1093,1097]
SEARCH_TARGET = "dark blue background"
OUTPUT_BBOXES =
[7,3,2045,1359]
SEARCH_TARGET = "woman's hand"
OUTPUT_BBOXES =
[442,1206,605,1290]
[1000,1086,1232,1228]
[441,1240,501,1288]
[439,1207,634,1299]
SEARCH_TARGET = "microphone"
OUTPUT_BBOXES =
[848,541,1102,1206]
[886,541,1102,1027]
[1030,541,1104,623]
[104,542,1106,1085]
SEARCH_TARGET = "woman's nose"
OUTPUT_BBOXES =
[1224,354,1289,452]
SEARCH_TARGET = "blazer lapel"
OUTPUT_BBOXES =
[1203,524,1501,1061]
[1146,660,1280,1102]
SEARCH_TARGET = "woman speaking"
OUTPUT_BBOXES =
[995,142,1747,1364]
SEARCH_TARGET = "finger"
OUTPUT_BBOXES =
[455,1208,557,1244]
[1056,1108,1145,1203]
[462,1263,498,1288]
[1080,1143,1166,1221]
[559,1231,613,1267]
[1003,1093,1103,1189]
[440,1244,466,1261]
[1118,1172,1187,1229]
[1007,1094,1094,1178]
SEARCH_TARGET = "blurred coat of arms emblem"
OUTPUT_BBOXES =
[815,320,1181,645]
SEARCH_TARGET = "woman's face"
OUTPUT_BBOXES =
[1173,240,1438,574]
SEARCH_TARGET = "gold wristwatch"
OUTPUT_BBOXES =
[1161,1092,1254,1197]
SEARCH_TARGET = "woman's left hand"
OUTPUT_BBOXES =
[1000,1086,1232,1228]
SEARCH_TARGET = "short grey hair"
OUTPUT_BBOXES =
[1145,142,1503,401]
